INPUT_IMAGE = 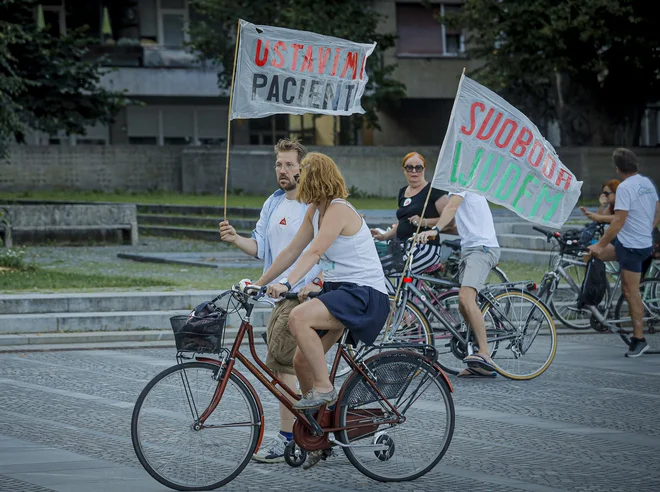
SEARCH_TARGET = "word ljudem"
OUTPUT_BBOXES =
[460,101,574,191]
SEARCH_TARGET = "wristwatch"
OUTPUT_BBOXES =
[279,278,292,291]
[312,276,324,288]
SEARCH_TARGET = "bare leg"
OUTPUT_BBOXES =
[458,286,489,356]
[621,269,644,339]
[277,371,297,433]
[289,299,345,394]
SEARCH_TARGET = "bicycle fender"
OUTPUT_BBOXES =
[333,350,454,429]
[231,369,266,454]
[194,358,266,452]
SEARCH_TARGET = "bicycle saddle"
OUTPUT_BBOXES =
[442,239,461,250]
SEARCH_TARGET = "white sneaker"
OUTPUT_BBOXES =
[252,433,289,463]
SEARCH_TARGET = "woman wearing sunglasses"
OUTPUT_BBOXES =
[370,152,452,273]
[580,179,620,223]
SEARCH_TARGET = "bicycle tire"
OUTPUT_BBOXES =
[614,278,660,349]
[482,291,557,380]
[337,351,454,482]
[338,296,433,378]
[131,362,260,491]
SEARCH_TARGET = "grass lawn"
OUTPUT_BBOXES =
[0,190,397,210]
[497,260,548,283]
[0,267,173,291]
[0,264,264,293]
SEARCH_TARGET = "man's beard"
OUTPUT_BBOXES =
[281,181,297,192]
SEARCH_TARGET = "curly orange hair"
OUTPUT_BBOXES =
[402,152,426,168]
[296,152,349,205]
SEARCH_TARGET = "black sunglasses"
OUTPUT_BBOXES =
[602,191,613,197]
[404,165,425,173]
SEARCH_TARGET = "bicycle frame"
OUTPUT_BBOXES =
[538,254,627,327]
[392,273,527,352]
[183,295,431,448]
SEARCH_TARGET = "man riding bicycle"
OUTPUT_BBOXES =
[219,138,322,462]
[588,148,660,357]
[416,191,501,377]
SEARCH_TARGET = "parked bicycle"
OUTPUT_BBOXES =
[131,285,455,490]
[533,226,660,352]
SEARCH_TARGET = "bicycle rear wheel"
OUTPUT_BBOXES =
[131,362,260,491]
[482,291,557,380]
[614,278,660,350]
[338,296,433,377]
[337,352,454,482]
[428,290,499,375]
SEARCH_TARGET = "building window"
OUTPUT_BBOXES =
[396,2,464,57]
[249,116,289,145]
[42,1,66,37]
[157,0,189,48]
[126,105,227,145]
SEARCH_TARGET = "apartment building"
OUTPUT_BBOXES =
[25,0,659,147]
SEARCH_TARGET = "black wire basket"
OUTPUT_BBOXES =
[170,309,227,354]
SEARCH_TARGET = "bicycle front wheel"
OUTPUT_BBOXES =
[338,352,454,482]
[131,362,260,491]
[614,278,660,349]
[549,263,596,330]
[482,291,557,380]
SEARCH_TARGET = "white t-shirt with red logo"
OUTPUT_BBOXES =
[267,197,308,289]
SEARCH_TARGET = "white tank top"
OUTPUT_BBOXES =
[313,199,387,294]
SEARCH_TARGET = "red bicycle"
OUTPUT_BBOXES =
[131,285,455,490]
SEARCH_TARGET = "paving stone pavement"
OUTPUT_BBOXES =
[0,334,659,492]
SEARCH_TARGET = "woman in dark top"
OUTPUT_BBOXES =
[370,152,453,273]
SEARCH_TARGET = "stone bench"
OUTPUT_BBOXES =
[0,203,138,247]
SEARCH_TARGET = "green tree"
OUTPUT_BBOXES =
[188,0,406,137]
[0,0,127,153]
[450,0,660,146]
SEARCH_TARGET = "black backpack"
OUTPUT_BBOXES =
[579,258,607,308]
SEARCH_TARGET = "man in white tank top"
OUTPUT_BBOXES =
[219,139,322,463]
[417,191,501,377]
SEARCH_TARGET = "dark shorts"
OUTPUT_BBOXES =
[317,281,390,346]
[614,238,652,273]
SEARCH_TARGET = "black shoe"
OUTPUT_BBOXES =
[625,337,649,358]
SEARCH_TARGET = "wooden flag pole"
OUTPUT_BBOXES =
[223,20,242,221]
[390,68,467,309]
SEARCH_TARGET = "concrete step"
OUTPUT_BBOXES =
[0,291,225,315]
[137,203,261,218]
[0,307,272,335]
[138,214,257,230]
[510,222,588,236]
[497,234,555,252]
[0,329,267,351]
[139,225,251,241]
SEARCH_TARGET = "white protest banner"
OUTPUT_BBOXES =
[230,19,376,120]
[432,75,582,228]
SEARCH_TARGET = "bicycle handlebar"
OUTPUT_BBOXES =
[283,291,321,300]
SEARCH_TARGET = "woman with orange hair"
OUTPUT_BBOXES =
[370,152,452,273]
[580,179,620,223]
[254,152,389,422]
